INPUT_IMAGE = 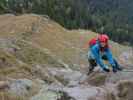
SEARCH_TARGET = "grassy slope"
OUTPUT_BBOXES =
[0,14,131,66]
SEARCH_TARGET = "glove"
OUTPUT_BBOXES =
[103,65,110,72]
[117,67,122,71]
[112,59,122,72]
[116,65,123,71]
[112,65,117,73]
[103,67,110,72]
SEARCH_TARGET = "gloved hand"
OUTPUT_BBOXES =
[112,65,117,73]
[103,67,110,72]
[116,64,123,71]
[103,65,110,72]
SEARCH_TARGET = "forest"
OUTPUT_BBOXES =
[0,0,133,45]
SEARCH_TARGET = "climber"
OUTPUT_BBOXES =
[87,34,122,74]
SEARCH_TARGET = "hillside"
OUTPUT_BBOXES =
[0,14,98,67]
[0,14,130,66]
[0,14,132,100]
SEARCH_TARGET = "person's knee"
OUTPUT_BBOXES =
[88,59,97,66]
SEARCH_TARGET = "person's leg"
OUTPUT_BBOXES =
[88,59,97,72]
[87,51,97,74]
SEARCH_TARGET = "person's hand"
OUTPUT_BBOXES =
[112,65,117,73]
[103,65,110,72]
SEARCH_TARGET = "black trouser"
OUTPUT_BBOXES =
[88,59,97,72]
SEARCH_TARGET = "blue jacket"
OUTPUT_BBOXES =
[89,43,116,69]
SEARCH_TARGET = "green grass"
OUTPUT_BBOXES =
[0,91,28,100]
[12,39,64,68]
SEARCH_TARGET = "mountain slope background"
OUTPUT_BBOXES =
[0,14,132,100]
[0,14,131,69]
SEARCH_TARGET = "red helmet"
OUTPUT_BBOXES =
[98,34,109,43]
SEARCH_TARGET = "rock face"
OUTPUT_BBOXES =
[85,72,107,86]
[45,68,114,100]
[8,79,37,96]
[0,61,132,100]
[62,86,106,100]
[116,80,133,100]
[0,81,9,90]
[31,85,59,100]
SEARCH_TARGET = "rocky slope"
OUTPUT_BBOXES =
[0,14,132,100]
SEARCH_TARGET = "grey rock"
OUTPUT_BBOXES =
[8,79,34,96]
[31,84,59,100]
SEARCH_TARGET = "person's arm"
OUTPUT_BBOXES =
[91,45,106,69]
[106,48,115,66]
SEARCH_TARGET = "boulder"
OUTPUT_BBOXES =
[8,79,37,96]
[116,80,133,100]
